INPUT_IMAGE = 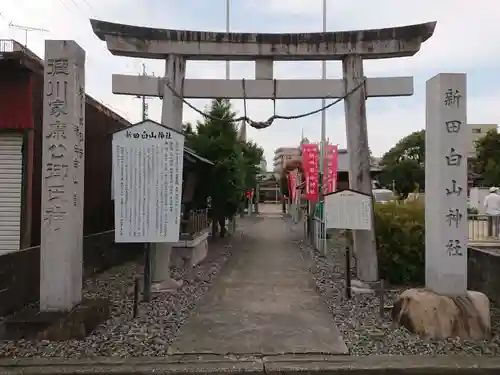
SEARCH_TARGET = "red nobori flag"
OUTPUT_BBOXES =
[301,143,319,202]
[323,144,339,194]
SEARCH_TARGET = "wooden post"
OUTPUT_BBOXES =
[342,55,378,283]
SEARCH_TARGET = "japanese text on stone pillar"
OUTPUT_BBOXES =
[443,88,464,257]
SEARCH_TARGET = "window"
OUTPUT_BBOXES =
[472,128,481,134]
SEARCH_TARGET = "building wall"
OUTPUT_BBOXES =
[259,159,267,172]
[0,47,130,247]
[0,61,35,250]
[469,123,497,157]
[31,88,128,245]
[0,62,33,130]
[273,147,300,175]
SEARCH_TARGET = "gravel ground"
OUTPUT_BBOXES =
[296,228,500,356]
[0,237,236,358]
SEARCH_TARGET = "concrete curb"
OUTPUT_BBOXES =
[2,355,500,375]
[0,354,262,374]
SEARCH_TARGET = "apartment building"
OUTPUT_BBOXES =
[273,147,301,176]
[469,123,497,157]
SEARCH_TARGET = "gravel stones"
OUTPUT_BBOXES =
[0,239,234,358]
[297,233,500,356]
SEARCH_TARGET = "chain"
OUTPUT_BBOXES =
[162,76,367,129]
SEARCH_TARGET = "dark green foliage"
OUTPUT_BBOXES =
[471,128,500,186]
[375,200,425,285]
[184,99,263,236]
[377,130,425,199]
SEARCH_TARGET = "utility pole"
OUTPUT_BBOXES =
[319,0,327,201]
[136,63,149,121]
[225,0,230,80]
[9,22,49,47]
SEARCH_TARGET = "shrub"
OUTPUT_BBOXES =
[375,200,424,285]
[468,206,478,215]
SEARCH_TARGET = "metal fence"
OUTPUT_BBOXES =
[188,208,210,234]
[305,214,327,254]
[469,214,500,243]
[180,209,210,236]
[0,39,41,62]
[306,213,500,248]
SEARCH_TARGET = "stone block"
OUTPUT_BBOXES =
[171,231,209,269]
[392,288,490,341]
[1,298,110,341]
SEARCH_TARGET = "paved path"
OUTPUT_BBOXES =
[170,214,347,355]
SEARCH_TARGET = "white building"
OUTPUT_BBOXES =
[273,146,300,177]
[259,159,267,172]
[469,123,497,158]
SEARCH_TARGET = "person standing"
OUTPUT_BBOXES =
[484,187,500,237]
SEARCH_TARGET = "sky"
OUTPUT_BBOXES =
[1,0,499,169]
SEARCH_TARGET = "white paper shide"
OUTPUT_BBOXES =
[325,190,373,230]
[112,120,184,243]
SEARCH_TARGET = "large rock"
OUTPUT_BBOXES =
[392,288,491,341]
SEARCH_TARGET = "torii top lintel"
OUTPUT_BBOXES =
[90,19,436,61]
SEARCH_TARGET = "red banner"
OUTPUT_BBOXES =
[301,143,319,202]
[288,170,298,202]
[0,73,33,129]
[323,144,339,194]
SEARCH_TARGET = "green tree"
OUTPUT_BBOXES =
[378,130,425,199]
[472,129,500,186]
[186,99,263,236]
[183,122,195,137]
[241,141,264,190]
[280,175,289,213]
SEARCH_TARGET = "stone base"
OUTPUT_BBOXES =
[170,231,209,269]
[151,278,183,293]
[0,298,109,341]
[350,279,378,294]
[392,288,491,341]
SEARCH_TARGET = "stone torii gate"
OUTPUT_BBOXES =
[90,19,436,286]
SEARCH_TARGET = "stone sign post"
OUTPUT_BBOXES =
[40,40,85,312]
[425,73,468,296]
[393,79,491,340]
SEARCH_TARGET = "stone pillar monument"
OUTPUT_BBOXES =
[40,40,85,311]
[392,73,491,341]
[425,73,468,295]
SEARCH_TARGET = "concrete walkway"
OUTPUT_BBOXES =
[170,212,348,355]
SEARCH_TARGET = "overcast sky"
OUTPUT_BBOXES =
[1,0,498,168]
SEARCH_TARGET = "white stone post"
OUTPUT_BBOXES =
[40,40,85,311]
[151,55,186,291]
[425,73,468,296]
[342,55,378,283]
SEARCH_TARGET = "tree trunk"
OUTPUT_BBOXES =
[218,216,226,237]
[211,217,218,238]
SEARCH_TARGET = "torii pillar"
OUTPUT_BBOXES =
[150,55,186,291]
[90,19,436,284]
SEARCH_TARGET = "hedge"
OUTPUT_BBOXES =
[375,200,425,285]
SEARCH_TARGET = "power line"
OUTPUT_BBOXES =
[58,0,88,17]
[78,0,94,12]
[8,22,49,47]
